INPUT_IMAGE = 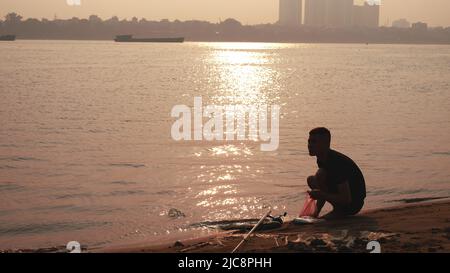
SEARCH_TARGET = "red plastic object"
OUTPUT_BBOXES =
[299,193,317,217]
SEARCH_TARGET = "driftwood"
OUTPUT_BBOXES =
[231,209,272,253]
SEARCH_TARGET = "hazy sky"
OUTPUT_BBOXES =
[1,0,449,27]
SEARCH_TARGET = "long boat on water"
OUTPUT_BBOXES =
[0,35,16,41]
[114,35,184,43]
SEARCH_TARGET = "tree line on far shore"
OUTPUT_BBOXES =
[1,12,450,44]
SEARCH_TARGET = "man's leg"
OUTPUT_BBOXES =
[307,169,364,220]
[323,200,364,219]
[307,169,327,217]
[307,168,327,191]
[320,209,347,220]
[307,175,318,190]
[307,169,356,219]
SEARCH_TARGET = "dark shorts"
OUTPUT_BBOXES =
[335,199,364,216]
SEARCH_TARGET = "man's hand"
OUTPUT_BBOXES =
[308,190,324,218]
[308,189,325,200]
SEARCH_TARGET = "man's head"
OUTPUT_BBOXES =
[308,127,331,156]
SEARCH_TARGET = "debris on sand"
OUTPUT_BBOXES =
[285,231,399,253]
[173,240,185,248]
[0,245,88,253]
[168,208,186,219]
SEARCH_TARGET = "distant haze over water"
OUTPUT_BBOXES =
[1,0,450,27]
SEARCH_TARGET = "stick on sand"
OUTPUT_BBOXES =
[231,209,272,254]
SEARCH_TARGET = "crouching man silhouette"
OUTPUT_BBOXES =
[307,127,366,219]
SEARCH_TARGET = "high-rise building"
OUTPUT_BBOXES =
[305,0,354,28]
[304,0,327,27]
[279,0,303,27]
[412,22,428,32]
[326,0,354,28]
[353,2,380,28]
[392,19,411,29]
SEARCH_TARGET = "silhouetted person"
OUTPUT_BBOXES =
[307,127,366,219]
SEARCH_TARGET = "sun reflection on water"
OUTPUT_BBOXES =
[196,185,237,197]
[191,43,287,219]
[205,43,284,106]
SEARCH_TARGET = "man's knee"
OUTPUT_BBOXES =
[307,169,327,190]
[315,168,327,183]
[307,176,317,189]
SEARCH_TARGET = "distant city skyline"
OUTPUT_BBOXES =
[1,0,450,27]
[301,0,379,28]
[279,0,302,27]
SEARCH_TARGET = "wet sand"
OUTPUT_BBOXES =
[102,200,450,253]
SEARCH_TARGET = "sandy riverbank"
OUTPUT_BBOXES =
[101,200,450,253]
